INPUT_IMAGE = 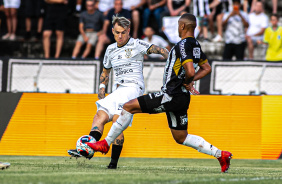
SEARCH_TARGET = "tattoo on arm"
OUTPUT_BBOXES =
[113,138,124,146]
[99,69,110,85]
[147,45,169,59]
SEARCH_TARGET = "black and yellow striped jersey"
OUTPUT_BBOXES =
[161,37,208,95]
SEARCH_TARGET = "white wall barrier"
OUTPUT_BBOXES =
[7,59,101,93]
[210,61,282,95]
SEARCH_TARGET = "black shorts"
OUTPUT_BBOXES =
[43,4,67,31]
[138,92,190,130]
[25,0,45,18]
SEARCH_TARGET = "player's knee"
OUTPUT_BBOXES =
[123,101,135,113]
[174,137,185,144]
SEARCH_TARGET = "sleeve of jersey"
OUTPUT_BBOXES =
[263,28,270,44]
[179,42,193,66]
[199,50,208,66]
[136,39,153,55]
[102,48,112,69]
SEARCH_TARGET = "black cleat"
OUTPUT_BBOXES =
[68,149,83,159]
[107,163,117,169]
[0,162,10,170]
[67,149,93,160]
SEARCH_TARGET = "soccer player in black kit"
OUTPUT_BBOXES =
[87,13,233,173]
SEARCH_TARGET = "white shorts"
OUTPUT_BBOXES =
[3,0,21,9]
[96,85,143,122]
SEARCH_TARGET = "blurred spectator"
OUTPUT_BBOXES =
[98,0,114,16]
[193,0,211,41]
[142,0,166,32]
[95,0,131,59]
[222,0,249,60]
[142,26,170,59]
[162,0,191,17]
[43,0,68,59]
[2,0,21,40]
[123,0,146,38]
[246,1,268,59]
[249,0,277,14]
[209,0,232,42]
[258,14,282,61]
[72,0,104,59]
[76,0,82,12]
[25,0,45,40]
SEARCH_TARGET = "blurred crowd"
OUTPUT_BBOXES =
[0,0,280,61]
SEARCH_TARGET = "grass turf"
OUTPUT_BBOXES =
[0,156,282,184]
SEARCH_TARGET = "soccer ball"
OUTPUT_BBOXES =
[76,135,96,158]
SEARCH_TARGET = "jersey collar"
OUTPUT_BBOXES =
[117,37,131,48]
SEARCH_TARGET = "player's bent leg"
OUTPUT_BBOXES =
[108,114,124,169]
[170,129,188,144]
[87,109,133,154]
[181,132,232,173]
[108,133,124,169]
[123,98,143,114]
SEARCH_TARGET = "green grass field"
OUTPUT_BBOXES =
[0,156,282,184]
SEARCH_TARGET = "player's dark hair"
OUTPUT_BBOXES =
[179,13,197,30]
[180,13,196,23]
[271,14,279,20]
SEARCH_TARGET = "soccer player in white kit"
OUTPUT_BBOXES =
[68,15,169,169]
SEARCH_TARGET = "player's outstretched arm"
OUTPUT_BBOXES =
[147,45,169,59]
[98,68,111,99]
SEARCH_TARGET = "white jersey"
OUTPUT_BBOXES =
[103,37,152,92]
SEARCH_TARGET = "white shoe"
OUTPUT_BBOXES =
[2,33,10,40]
[9,34,16,41]
[213,34,223,42]
[0,162,10,170]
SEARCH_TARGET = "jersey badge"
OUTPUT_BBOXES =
[125,49,132,58]
[193,48,201,59]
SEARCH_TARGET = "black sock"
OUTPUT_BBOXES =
[110,144,123,164]
[89,131,102,141]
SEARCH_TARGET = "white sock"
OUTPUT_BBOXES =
[105,110,133,145]
[183,134,221,158]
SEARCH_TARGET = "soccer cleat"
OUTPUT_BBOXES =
[0,162,10,170]
[86,139,110,154]
[107,163,117,169]
[67,149,93,160]
[217,151,232,173]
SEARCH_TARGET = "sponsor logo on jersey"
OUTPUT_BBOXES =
[108,47,117,55]
[138,41,150,48]
[180,115,188,126]
[125,49,132,58]
[180,39,187,58]
[103,56,108,65]
[115,68,133,76]
[193,47,201,59]
[278,35,281,40]
[127,42,134,46]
